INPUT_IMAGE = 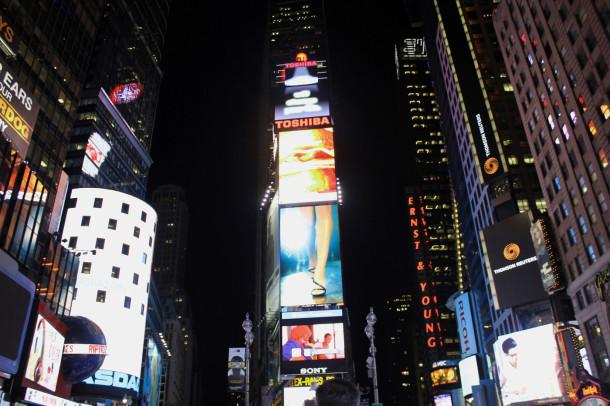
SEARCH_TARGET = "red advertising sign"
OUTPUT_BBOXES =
[109,82,143,105]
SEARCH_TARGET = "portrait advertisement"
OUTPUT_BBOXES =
[279,204,343,307]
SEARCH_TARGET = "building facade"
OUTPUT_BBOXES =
[494,0,610,384]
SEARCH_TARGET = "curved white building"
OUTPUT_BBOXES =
[62,188,157,394]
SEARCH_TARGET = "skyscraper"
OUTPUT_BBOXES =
[494,0,610,384]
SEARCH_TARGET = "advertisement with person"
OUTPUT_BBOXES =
[278,128,337,205]
[280,311,347,376]
[482,212,547,310]
[23,303,67,393]
[279,204,343,307]
[494,324,568,405]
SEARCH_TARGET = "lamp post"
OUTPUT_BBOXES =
[242,313,254,406]
[365,307,380,404]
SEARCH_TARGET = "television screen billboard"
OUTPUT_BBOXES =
[459,355,480,397]
[280,205,343,307]
[433,394,453,406]
[494,324,568,405]
[454,292,477,357]
[82,132,111,178]
[278,128,337,205]
[482,212,546,309]
[280,311,347,376]
[0,264,35,375]
[275,63,330,121]
[142,338,162,406]
[24,312,65,392]
[430,366,459,388]
[284,386,317,406]
[227,348,245,391]
[0,55,40,157]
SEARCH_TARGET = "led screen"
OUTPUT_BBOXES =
[278,128,337,205]
[430,367,459,388]
[434,394,453,406]
[280,205,343,307]
[459,355,480,397]
[494,324,567,405]
[82,132,111,178]
[227,348,245,391]
[284,386,317,406]
[142,338,162,406]
[275,64,329,120]
[24,314,65,392]
[280,312,348,376]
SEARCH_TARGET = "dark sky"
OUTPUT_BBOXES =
[148,0,411,402]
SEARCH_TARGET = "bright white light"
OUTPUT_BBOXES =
[279,208,311,253]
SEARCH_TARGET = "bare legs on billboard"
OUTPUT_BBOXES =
[299,205,333,296]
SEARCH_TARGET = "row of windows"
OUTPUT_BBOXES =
[93,290,145,315]
[68,237,149,264]
[81,262,148,289]
[80,215,151,244]
[69,196,150,223]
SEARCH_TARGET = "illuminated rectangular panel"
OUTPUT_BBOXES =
[24,314,65,392]
[279,128,337,205]
[493,324,568,405]
[283,386,317,406]
[275,64,330,121]
[279,205,343,307]
[433,394,453,406]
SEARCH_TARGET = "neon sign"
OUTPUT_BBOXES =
[109,82,143,105]
[408,195,443,349]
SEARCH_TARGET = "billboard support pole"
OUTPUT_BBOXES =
[365,307,380,404]
[242,313,254,406]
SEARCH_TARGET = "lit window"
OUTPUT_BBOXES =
[517,199,530,212]
[587,245,597,263]
[599,149,609,168]
[561,202,570,218]
[579,176,588,194]
[142,252,148,264]
[588,121,597,136]
[508,156,519,166]
[579,216,589,234]
[96,290,106,303]
[548,114,555,129]
[570,111,578,125]
[554,176,562,192]
[523,155,534,164]
[562,124,571,141]
[601,104,610,120]
[568,228,578,244]
[503,83,514,92]
[535,199,547,212]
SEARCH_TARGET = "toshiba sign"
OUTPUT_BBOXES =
[455,292,477,357]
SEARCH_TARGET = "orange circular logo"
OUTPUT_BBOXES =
[503,243,521,261]
[484,157,499,175]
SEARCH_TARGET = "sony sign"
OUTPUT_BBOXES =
[455,292,477,357]
[300,367,328,375]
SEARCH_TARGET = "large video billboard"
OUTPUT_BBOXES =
[284,386,317,406]
[275,62,330,121]
[0,56,40,157]
[0,264,35,375]
[227,348,245,392]
[280,204,343,307]
[494,324,568,405]
[278,128,337,205]
[280,310,347,376]
[482,212,546,309]
[142,338,162,406]
[24,313,65,392]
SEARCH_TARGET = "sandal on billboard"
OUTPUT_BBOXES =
[311,279,327,297]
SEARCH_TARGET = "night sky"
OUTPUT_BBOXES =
[148,0,412,402]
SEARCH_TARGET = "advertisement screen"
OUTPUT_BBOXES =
[531,218,561,292]
[0,264,35,375]
[454,292,477,357]
[434,394,453,406]
[227,348,245,391]
[0,55,40,157]
[284,386,317,406]
[280,311,347,376]
[275,64,329,121]
[459,355,480,397]
[24,313,65,392]
[109,82,143,105]
[280,205,343,307]
[278,128,337,205]
[494,324,567,405]
[430,366,459,388]
[482,212,547,309]
[82,132,111,178]
[142,338,162,406]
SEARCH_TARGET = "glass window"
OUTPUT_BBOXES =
[579,216,588,233]
[599,149,609,168]
[121,203,130,214]
[597,236,608,254]
[68,236,78,248]
[95,238,105,249]
[133,226,140,238]
[68,198,77,208]
[81,216,90,226]
[598,193,608,212]
[124,296,131,309]
[142,252,148,264]
[93,198,103,208]
[568,228,578,244]
[570,111,578,125]
[133,273,139,285]
[141,304,145,315]
[588,205,598,224]
[601,104,610,120]
[111,266,120,278]
[561,202,570,218]
[579,177,588,194]
[149,237,153,247]
[122,244,130,255]
[589,121,598,136]
[517,199,529,212]
[108,219,117,230]
[96,290,106,303]
[141,211,147,222]
[587,245,597,263]
[554,176,562,192]
[508,156,518,165]
[82,262,92,274]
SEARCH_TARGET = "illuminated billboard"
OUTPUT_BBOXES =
[459,355,480,397]
[530,218,561,293]
[430,360,460,389]
[0,263,35,375]
[24,313,65,392]
[284,386,317,406]
[278,128,337,205]
[227,348,245,392]
[482,212,546,310]
[433,394,453,406]
[142,338,162,406]
[82,132,111,178]
[0,55,40,157]
[454,292,477,357]
[280,310,347,376]
[275,63,330,121]
[63,188,157,399]
[494,324,568,405]
[109,82,143,105]
[280,205,343,307]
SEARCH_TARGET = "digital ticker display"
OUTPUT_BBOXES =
[280,310,347,376]
[279,204,343,307]
[278,128,337,205]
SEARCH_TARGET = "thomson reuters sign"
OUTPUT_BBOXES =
[0,55,40,157]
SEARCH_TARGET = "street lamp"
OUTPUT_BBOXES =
[242,313,254,406]
[365,307,380,404]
